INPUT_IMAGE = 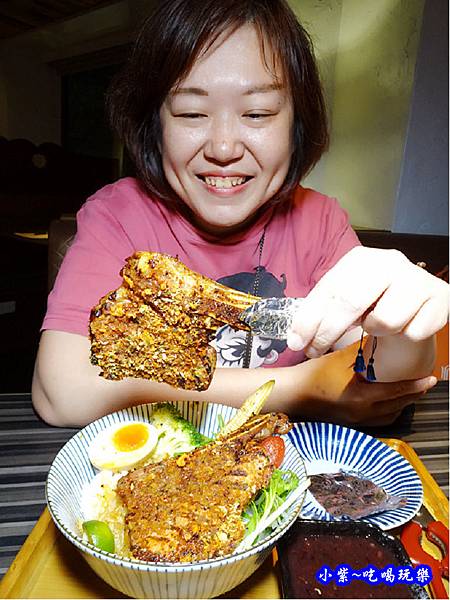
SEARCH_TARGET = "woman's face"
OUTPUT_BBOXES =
[159,25,293,235]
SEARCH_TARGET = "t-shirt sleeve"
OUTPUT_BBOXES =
[42,196,135,337]
[310,197,361,287]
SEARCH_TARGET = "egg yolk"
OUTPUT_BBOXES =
[112,424,149,452]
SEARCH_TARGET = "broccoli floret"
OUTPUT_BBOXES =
[149,403,211,461]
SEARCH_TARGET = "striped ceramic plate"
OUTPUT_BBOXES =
[288,421,423,530]
[46,401,307,599]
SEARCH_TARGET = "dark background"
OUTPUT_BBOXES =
[1,49,126,393]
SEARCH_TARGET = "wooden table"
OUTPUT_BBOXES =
[0,384,448,586]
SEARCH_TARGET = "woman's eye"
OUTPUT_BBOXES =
[244,112,275,121]
[177,113,206,119]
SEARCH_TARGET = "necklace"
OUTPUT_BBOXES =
[242,228,266,369]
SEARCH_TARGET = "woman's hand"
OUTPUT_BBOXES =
[302,373,437,427]
[287,246,449,358]
[294,342,437,426]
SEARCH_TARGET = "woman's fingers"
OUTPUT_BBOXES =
[286,296,324,352]
[287,246,449,355]
[288,248,391,355]
[363,267,449,339]
[362,278,427,336]
[373,375,437,401]
[401,293,449,341]
[368,376,436,421]
[342,375,437,426]
[364,392,424,426]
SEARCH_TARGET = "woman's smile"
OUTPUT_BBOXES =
[196,173,253,196]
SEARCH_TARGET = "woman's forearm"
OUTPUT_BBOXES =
[32,330,435,429]
[34,329,363,427]
[33,330,312,427]
[32,351,308,427]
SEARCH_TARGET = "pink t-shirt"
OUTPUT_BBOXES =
[43,177,360,368]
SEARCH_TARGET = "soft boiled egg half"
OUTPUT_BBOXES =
[88,421,159,471]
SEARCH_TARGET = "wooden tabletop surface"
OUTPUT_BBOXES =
[0,382,448,579]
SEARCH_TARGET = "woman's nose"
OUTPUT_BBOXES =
[204,115,244,163]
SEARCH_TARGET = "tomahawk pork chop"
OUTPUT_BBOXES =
[89,252,258,391]
[116,412,291,562]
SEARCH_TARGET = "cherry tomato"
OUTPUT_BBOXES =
[260,436,285,468]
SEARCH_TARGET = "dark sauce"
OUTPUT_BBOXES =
[278,521,428,599]
[309,472,407,519]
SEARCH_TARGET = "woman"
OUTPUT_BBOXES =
[32,0,447,427]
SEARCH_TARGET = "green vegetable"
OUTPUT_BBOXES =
[217,414,226,434]
[150,403,211,461]
[242,468,299,542]
[82,520,115,553]
[239,473,308,552]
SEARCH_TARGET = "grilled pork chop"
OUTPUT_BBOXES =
[89,252,258,390]
[116,412,292,562]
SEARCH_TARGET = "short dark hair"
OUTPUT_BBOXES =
[107,0,329,206]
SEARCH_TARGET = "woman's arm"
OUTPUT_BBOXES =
[31,330,304,427]
[32,330,436,428]
[288,246,448,381]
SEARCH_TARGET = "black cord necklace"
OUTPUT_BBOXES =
[241,230,378,377]
[242,229,266,369]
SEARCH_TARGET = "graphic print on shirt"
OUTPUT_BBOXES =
[210,267,288,368]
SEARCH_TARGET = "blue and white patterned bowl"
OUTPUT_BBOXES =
[46,401,307,599]
[288,421,423,530]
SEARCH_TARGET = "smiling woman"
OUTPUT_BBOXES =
[158,25,293,235]
[107,0,328,215]
[32,0,447,429]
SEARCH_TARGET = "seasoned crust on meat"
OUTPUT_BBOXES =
[116,412,292,562]
[89,252,258,390]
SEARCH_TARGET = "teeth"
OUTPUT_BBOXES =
[204,176,246,188]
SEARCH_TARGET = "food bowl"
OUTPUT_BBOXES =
[46,401,307,599]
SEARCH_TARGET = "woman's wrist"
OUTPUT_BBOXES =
[275,344,358,419]
[362,333,436,382]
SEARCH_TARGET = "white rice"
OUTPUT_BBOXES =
[80,470,130,557]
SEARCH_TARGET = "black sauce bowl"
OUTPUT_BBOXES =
[277,519,429,599]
